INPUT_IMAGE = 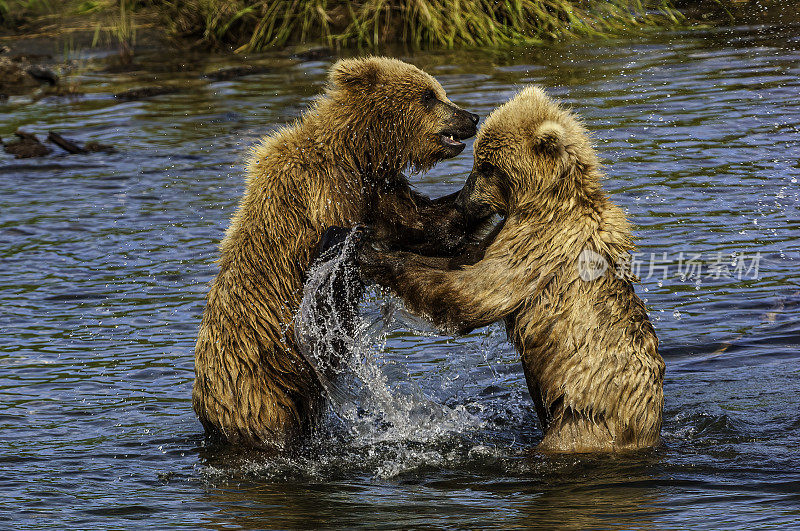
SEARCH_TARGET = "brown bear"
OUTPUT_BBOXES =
[358,86,665,453]
[192,56,486,450]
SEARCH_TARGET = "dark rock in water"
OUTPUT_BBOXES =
[2,131,52,159]
[84,141,116,154]
[203,65,272,81]
[0,56,40,96]
[0,45,9,55]
[47,131,116,155]
[113,86,179,100]
[13,131,38,142]
[0,54,60,97]
[26,65,58,86]
[291,47,334,61]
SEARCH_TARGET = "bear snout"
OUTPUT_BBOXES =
[449,107,479,138]
[455,174,495,220]
[438,103,479,140]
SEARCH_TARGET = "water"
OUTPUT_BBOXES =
[1,23,799,528]
[295,232,481,452]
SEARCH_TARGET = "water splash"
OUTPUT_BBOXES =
[294,230,481,450]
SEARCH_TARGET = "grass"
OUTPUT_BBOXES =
[0,0,47,24]
[161,0,683,52]
[2,1,685,52]
[9,1,784,54]
[100,0,135,63]
[1,1,137,63]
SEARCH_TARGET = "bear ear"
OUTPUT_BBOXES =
[531,120,565,154]
[329,58,380,91]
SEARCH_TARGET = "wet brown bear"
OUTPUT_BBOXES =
[193,57,483,450]
[359,86,665,453]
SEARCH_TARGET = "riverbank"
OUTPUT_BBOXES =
[2,0,788,56]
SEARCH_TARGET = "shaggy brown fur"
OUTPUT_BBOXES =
[193,57,482,450]
[359,86,665,453]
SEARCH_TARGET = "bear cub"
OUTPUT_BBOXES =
[360,86,665,453]
[193,57,485,451]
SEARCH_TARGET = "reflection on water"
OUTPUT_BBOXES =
[1,23,799,528]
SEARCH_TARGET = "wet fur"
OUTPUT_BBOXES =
[193,57,481,450]
[360,86,665,453]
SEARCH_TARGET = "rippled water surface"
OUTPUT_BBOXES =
[2,23,799,529]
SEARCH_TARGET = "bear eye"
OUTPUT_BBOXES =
[421,89,437,106]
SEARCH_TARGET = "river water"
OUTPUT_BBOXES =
[1,23,799,529]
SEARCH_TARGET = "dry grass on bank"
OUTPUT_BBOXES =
[163,0,682,51]
[2,0,692,53]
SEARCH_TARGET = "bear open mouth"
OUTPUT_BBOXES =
[440,133,465,147]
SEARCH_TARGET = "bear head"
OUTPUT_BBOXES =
[457,86,600,218]
[326,57,479,173]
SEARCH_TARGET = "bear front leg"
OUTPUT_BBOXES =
[366,182,491,258]
[357,245,521,335]
[402,190,494,257]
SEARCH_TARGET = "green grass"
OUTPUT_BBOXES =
[1,0,51,23]
[0,0,693,52]
[5,1,793,53]
[159,0,683,52]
